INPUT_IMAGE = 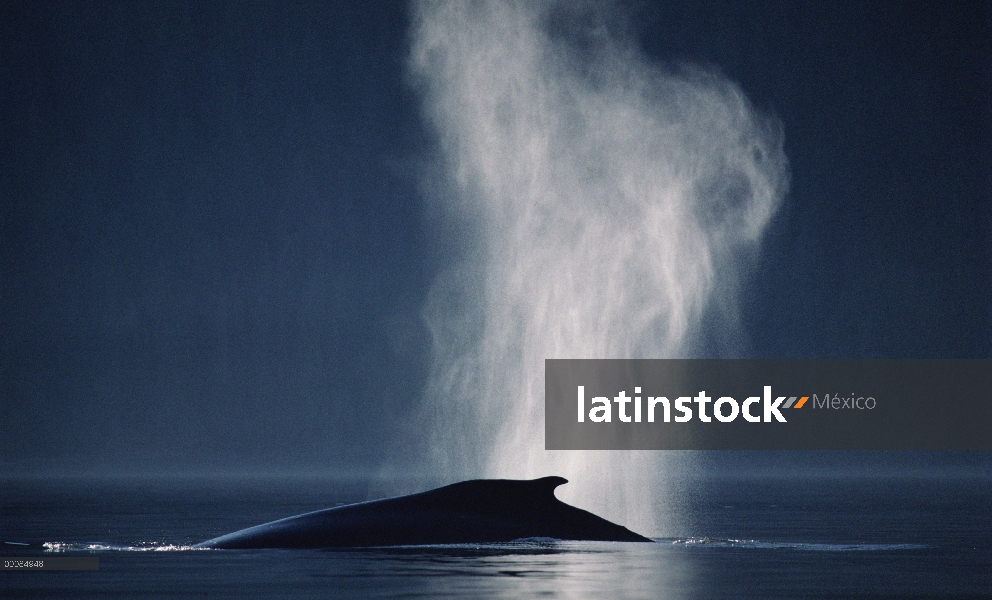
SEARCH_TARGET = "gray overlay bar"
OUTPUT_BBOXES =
[545,359,992,450]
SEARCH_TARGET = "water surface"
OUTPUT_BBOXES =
[2,474,989,598]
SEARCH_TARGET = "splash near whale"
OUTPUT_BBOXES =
[195,477,650,549]
[404,0,789,534]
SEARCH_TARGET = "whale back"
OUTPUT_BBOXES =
[195,476,650,548]
[395,476,569,515]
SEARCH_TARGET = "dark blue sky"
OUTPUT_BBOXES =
[1,1,989,475]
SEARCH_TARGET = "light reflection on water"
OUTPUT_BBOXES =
[39,537,931,553]
[22,541,696,599]
[11,538,979,599]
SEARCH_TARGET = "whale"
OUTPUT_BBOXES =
[195,476,651,548]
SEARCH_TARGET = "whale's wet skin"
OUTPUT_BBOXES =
[195,477,650,549]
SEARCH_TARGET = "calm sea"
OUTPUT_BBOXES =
[2,473,989,598]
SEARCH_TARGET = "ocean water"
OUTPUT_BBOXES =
[2,474,989,598]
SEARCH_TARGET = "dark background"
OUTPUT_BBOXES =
[1,1,989,475]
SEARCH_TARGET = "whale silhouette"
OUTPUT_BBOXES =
[195,476,651,548]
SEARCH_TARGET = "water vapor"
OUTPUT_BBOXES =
[406,0,788,534]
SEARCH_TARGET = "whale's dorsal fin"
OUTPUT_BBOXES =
[516,475,568,494]
[410,476,570,514]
